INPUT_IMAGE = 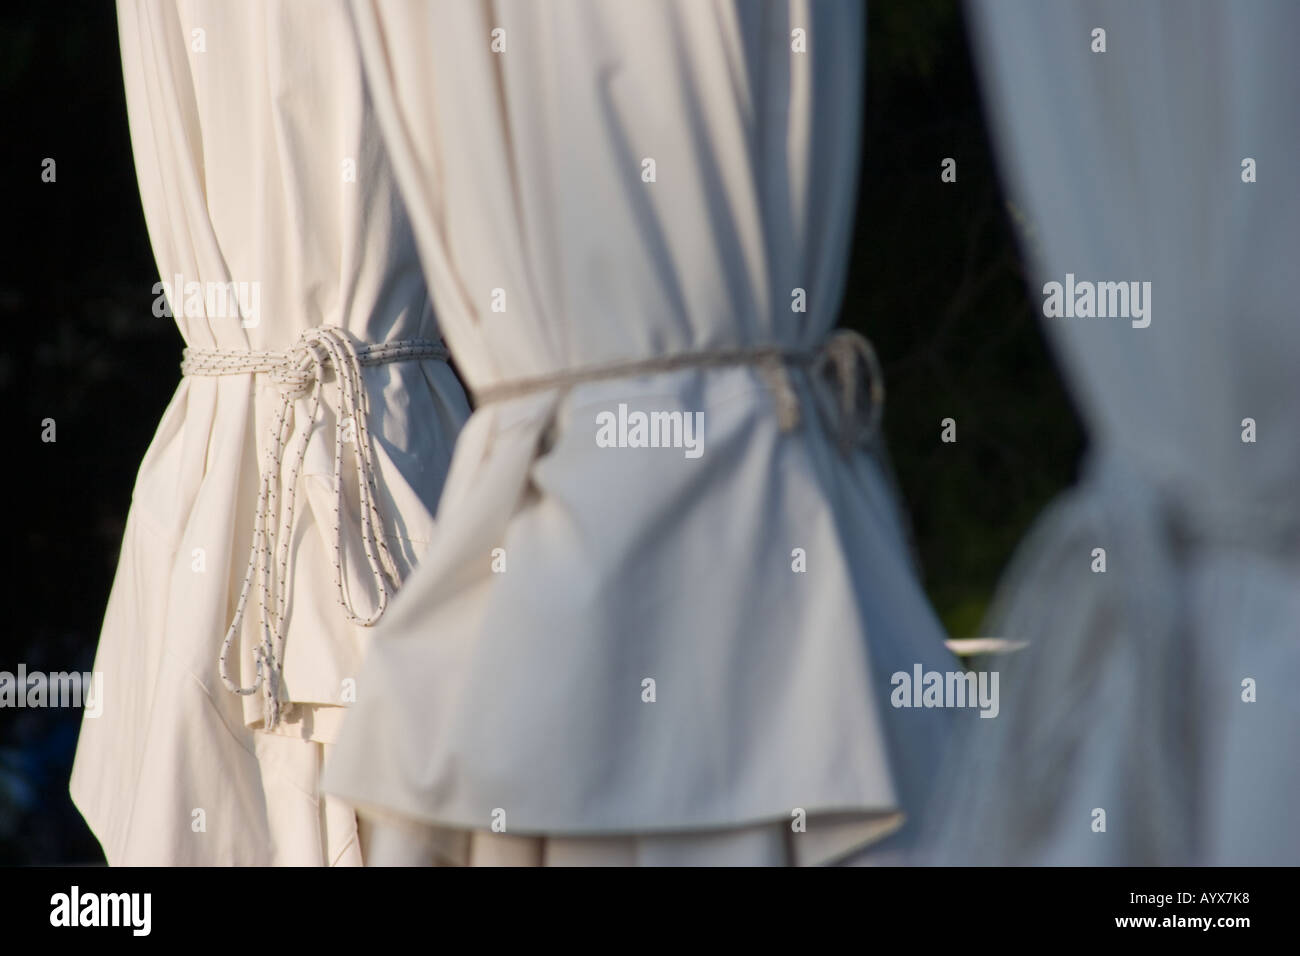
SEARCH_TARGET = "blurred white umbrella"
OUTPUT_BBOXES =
[930,0,1300,865]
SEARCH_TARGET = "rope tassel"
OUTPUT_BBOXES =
[182,327,448,730]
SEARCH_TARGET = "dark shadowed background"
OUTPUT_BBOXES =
[0,0,1082,864]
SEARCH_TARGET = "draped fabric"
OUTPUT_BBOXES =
[928,0,1300,864]
[70,0,469,865]
[324,0,956,864]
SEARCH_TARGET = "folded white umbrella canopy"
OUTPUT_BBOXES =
[325,0,957,865]
[930,0,1300,864]
[70,0,469,865]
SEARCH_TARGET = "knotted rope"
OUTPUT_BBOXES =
[472,328,885,450]
[181,327,449,730]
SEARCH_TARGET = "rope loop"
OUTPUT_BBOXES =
[182,327,448,729]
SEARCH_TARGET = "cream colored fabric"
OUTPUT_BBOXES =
[325,0,955,865]
[70,0,469,865]
[362,815,900,867]
[929,0,1300,864]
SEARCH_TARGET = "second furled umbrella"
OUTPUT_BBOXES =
[326,0,956,864]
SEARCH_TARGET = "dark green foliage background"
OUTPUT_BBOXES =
[856,0,1083,636]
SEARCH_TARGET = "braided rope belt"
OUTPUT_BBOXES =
[181,327,449,730]
[472,328,885,451]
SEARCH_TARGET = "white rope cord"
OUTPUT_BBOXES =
[472,328,886,451]
[181,327,449,730]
